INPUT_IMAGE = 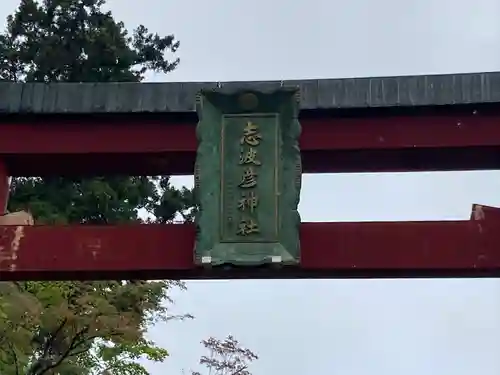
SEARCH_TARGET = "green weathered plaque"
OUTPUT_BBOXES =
[194,88,302,266]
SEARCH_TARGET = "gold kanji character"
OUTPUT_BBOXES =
[237,218,260,236]
[239,147,261,165]
[238,167,258,188]
[240,121,262,146]
[238,191,259,212]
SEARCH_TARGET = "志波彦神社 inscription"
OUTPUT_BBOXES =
[194,89,302,267]
[236,120,263,237]
[221,117,279,242]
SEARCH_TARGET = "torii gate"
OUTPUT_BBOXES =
[1,71,500,281]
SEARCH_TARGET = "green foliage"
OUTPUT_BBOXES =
[0,0,194,374]
[0,280,190,375]
[0,0,179,83]
[8,176,194,225]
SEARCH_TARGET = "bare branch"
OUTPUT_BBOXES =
[40,318,68,359]
[35,326,89,375]
[8,342,20,375]
[196,335,258,375]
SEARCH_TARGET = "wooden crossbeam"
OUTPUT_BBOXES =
[2,108,500,176]
[1,76,499,281]
[0,205,499,281]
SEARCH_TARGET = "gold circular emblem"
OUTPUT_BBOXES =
[238,93,258,110]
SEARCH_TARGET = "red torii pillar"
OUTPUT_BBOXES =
[0,162,8,213]
[0,71,500,280]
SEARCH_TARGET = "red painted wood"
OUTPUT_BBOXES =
[2,111,500,175]
[1,206,499,280]
[3,114,500,154]
[0,161,9,213]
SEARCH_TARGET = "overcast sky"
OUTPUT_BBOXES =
[2,0,500,374]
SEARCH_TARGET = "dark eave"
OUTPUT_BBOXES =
[1,71,500,114]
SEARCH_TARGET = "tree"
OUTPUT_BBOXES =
[191,336,258,375]
[0,0,180,83]
[0,0,193,374]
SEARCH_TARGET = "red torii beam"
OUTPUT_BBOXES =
[3,109,500,176]
[1,208,500,280]
[1,72,500,280]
